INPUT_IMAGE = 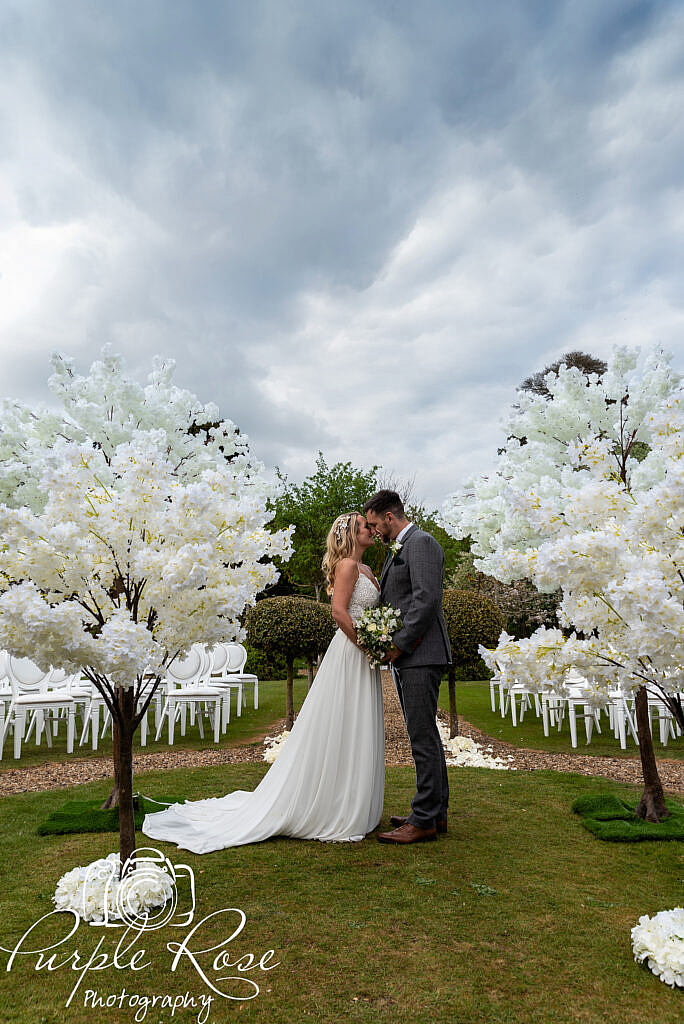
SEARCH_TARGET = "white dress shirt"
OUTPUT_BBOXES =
[395,522,413,544]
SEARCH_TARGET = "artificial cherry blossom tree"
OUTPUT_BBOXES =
[0,351,292,869]
[443,346,683,821]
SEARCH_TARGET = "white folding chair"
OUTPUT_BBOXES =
[155,646,225,744]
[0,651,10,746]
[0,656,75,759]
[565,686,605,747]
[206,644,245,728]
[503,680,540,726]
[216,642,259,710]
[489,671,499,713]
[47,667,91,739]
[541,689,566,736]
[608,689,638,749]
[96,673,158,748]
[647,692,679,746]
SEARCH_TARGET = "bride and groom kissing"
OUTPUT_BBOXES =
[142,489,452,853]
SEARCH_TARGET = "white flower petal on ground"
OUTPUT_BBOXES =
[263,730,291,763]
[437,721,513,770]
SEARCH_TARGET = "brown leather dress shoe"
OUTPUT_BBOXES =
[377,823,437,844]
[389,815,448,834]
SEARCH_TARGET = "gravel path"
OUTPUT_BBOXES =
[0,672,681,797]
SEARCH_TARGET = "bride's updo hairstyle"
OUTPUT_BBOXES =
[323,512,360,595]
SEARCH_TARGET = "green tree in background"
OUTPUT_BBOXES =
[519,350,607,397]
[270,453,380,600]
[269,455,469,600]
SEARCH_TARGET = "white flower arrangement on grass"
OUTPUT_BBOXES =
[54,852,173,924]
[437,721,515,770]
[263,730,291,763]
[355,604,403,667]
[631,907,684,988]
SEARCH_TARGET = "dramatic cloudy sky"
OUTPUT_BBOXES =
[1,0,683,508]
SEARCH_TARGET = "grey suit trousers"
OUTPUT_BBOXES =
[392,664,449,827]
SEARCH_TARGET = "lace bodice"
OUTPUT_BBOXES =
[347,572,381,621]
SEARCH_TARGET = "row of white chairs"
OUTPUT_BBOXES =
[0,643,259,759]
[491,670,682,749]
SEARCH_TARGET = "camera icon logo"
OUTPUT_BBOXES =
[87,846,196,930]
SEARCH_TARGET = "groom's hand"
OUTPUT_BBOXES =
[382,645,402,664]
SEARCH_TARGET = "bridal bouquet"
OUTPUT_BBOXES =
[355,604,402,667]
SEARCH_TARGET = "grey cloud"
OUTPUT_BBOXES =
[0,0,683,509]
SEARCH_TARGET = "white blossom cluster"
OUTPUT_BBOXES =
[631,907,684,988]
[437,721,514,770]
[53,852,173,924]
[442,345,684,703]
[0,351,293,686]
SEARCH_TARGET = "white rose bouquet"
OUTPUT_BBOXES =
[355,604,403,667]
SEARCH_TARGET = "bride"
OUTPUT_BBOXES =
[142,512,384,853]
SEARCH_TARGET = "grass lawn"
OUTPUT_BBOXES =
[0,677,307,771]
[0,765,681,1024]
[442,679,684,760]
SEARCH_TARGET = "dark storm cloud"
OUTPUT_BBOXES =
[0,0,683,505]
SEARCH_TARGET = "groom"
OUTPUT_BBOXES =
[363,490,451,845]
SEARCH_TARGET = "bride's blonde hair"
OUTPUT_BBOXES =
[322,512,360,595]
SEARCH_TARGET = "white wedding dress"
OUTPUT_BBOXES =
[142,573,385,853]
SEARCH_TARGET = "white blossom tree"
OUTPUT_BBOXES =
[443,346,683,821]
[0,351,292,869]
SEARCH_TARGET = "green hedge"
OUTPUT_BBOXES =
[243,644,288,681]
[442,588,505,673]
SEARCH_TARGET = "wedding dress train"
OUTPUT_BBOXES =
[142,573,385,853]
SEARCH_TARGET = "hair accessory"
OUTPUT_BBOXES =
[333,513,354,544]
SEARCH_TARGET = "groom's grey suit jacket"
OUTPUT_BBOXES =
[380,525,452,669]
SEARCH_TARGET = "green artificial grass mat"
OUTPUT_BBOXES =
[37,793,186,835]
[572,793,684,841]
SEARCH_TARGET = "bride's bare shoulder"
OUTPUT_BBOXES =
[335,557,359,580]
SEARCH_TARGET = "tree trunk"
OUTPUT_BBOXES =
[448,669,458,738]
[286,660,294,730]
[100,713,121,810]
[117,687,138,876]
[306,660,314,691]
[634,686,670,823]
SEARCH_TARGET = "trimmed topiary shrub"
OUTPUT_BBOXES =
[442,588,505,736]
[245,597,336,727]
[442,588,505,669]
